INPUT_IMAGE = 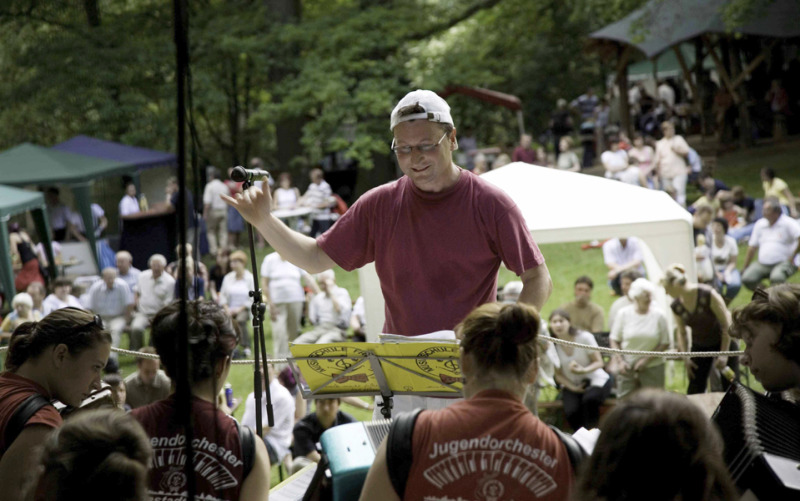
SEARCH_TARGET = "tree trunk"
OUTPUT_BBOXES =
[84,0,101,27]
[728,40,753,148]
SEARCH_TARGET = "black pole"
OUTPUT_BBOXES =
[239,178,274,436]
[173,0,195,498]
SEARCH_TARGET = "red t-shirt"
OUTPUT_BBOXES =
[404,390,573,501]
[131,395,244,501]
[317,171,544,335]
[0,371,61,454]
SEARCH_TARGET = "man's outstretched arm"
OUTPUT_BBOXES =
[222,177,336,273]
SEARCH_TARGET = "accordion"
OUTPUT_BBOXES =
[712,382,800,498]
[319,419,393,501]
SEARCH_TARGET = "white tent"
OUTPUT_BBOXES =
[359,162,696,341]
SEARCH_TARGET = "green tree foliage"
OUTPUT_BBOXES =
[1,0,651,185]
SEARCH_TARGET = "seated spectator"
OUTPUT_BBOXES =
[472,152,488,175]
[131,254,174,351]
[115,250,141,293]
[575,389,737,501]
[602,237,645,296]
[294,270,352,344]
[103,373,131,411]
[350,296,367,342]
[85,268,134,372]
[8,222,45,293]
[549,309,612,430]
[690,186,721,214]
[697,172,729,198]
[165,242,209,283]
[742,197,800,290]
[359,302,573,501]
[717,191,746,232]
[662,264,737,395]
[695,233,714,284]
[131,300,270,499]
[219,250,254,356]
[555,136,580,172]
[627,134,655,187]
[608,270,641,332]
[0,308,110,501]
[173,256,206,301]
[28,409,151,501]
[731,185,756,223]
[601,139,639,185]
[610,278,670,398]
[491,152,511,169]
[1,293,41,342]
[261,251,318,358]
[124,347,171,409]
[730,284,800,398]
[710,217,741,303]
[42,278,82,315]
[26,282,46,317]
[291,398,355,472]
[242,365,295,466]
[761,167,798,218]
[559,276,605,334]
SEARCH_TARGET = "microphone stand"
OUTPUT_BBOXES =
[239,177,274,435]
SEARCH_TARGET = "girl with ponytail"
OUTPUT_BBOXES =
[0,307,111,499]
[361,302,574,501]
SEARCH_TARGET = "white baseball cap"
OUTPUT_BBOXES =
[390,90,454,131]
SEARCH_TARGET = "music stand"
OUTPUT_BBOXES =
[287,341,462,419]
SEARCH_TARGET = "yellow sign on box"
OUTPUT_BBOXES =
[289,342,462,396]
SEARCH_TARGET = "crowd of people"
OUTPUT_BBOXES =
[1,88,799,500]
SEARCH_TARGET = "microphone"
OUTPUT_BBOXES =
[230,165,270,183]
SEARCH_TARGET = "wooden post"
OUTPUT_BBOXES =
[728,39,753,148]
[673,45,698,100]
[703,36,741,105]
[616,44,633,138]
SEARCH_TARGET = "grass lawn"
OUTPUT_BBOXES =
[110,137,799,486]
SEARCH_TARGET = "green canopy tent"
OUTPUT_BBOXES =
[0,185,56,301]
[627,43,715,81]
[0,143,137,272]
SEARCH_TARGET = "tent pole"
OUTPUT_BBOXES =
[30,208,56,281]
[615,44,632,138]
[0,216,16,300]
[71,183,100,273]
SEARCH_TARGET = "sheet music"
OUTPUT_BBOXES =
[269,463,318,501]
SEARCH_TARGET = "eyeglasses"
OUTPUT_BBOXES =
[391,132,449,155]
[64,307,104,331]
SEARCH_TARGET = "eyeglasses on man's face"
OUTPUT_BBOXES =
[391,131,449,156]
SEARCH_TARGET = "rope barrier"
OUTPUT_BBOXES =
[0,338,743,362]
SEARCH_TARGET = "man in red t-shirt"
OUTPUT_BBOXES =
[224,90,552,336]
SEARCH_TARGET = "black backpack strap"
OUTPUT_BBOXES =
[386,409,423,499]
[4,394,52,453]
[548,424,586,472]
[235,419,256,479]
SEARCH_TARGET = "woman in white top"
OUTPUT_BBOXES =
[710,217,741,303]
[554,136,581,172]
[118,183,140,217]
[549,309,612,430]
[628,134,656,188]
[610,278,670,398]
[272,172,301,210]
[260,251,318,358]
[219,250,254,356]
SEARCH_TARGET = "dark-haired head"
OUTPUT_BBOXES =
[457,303,539,395]
[5,307,111,406]
[575,389,737,501]
[34,409,151,501]
[150,300,238,386]
[548,309,576,338]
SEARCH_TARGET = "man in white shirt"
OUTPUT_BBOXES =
[603,237,646,296]
[86,267,134,368]
[242,366,295,466]
[131,254,175,350]
[742,197,800,290]
[294,269,351,344]
[300,168,336,237]
[202,166,229,254]
[658,80,676,110]
[601,140,639,185]
[115,250,141,292]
